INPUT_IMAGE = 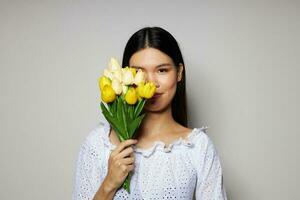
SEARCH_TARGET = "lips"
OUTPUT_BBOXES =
[152,93,162,98]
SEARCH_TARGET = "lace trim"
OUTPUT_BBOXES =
[99,119,209,158]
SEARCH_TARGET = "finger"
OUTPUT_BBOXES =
[119,163,134,174]
[123,152,135,161]
[120,157,135,165]
[113,139,137,155]
[127,164,135,172]
[115,146,134,159]
[128,152,135,158]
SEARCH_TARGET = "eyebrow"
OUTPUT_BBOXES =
[131,63,172,69]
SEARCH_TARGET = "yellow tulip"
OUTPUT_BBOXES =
[136,82,156,99]
[99,76,111,91]
[136,84,145,98]
[125,87,138,105]
[135,87,143,101]
[101,85,116,103]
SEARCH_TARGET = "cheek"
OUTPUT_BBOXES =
[144,75,178,110]
[159,75,177,94]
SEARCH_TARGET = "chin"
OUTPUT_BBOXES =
[144,99,171,113]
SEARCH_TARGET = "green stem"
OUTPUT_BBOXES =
[121,172,132,193]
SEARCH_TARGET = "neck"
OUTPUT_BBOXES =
[135,104,177,139]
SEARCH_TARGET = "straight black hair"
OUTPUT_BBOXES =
[122,27,188,127]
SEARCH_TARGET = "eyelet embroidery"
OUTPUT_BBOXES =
[100,119,209,158]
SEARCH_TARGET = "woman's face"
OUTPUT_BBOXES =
[129,47,183,112]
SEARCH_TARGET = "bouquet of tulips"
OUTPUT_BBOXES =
[98,58,156,193]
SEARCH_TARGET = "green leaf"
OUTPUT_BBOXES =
[121,101,129,139]
[117,97,123,125]
[102,113,117,133]
[129,105,134,120]
[128,113,146,138]
[124,100,128,115]
[100,101,127,141]
[124,103,131,124]
[111,100,117,116]
[107,103,113,116]
[122,172,132,193]
[134,99,146,118]
[102,111,126,141]
[100,102,113,117]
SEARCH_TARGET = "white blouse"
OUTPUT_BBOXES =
[72,119,227,200]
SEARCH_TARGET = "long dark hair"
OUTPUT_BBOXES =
[122,27,188,127]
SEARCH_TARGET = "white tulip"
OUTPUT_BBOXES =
[122,68,134,85]
[109,57,121,71]
[103,69,113,80]
[134,69,146,85]
[111,78,122,95]
[122,85,128,95]
[112,69,123,83]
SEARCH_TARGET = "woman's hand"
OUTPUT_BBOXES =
[103,139,138,191]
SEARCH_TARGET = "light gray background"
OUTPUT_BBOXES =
[0,1,299,199]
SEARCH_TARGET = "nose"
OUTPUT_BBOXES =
[145,73,159,88]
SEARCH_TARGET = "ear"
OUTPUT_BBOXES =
[177,63,184,82]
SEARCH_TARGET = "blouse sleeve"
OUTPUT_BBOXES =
[194,134,227,200]
[72,128,105,200]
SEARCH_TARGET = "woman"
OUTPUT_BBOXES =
[73,27,227,200]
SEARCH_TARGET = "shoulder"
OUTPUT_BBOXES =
[190,127,221,163]
[193,127,215,149]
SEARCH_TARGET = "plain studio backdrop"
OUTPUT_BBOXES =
[0,1,299,199]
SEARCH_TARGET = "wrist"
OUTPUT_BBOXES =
[102,177,117,194]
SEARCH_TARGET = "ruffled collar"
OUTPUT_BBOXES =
[99,120,209,158]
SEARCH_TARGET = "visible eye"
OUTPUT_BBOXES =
[158,68,168,73]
